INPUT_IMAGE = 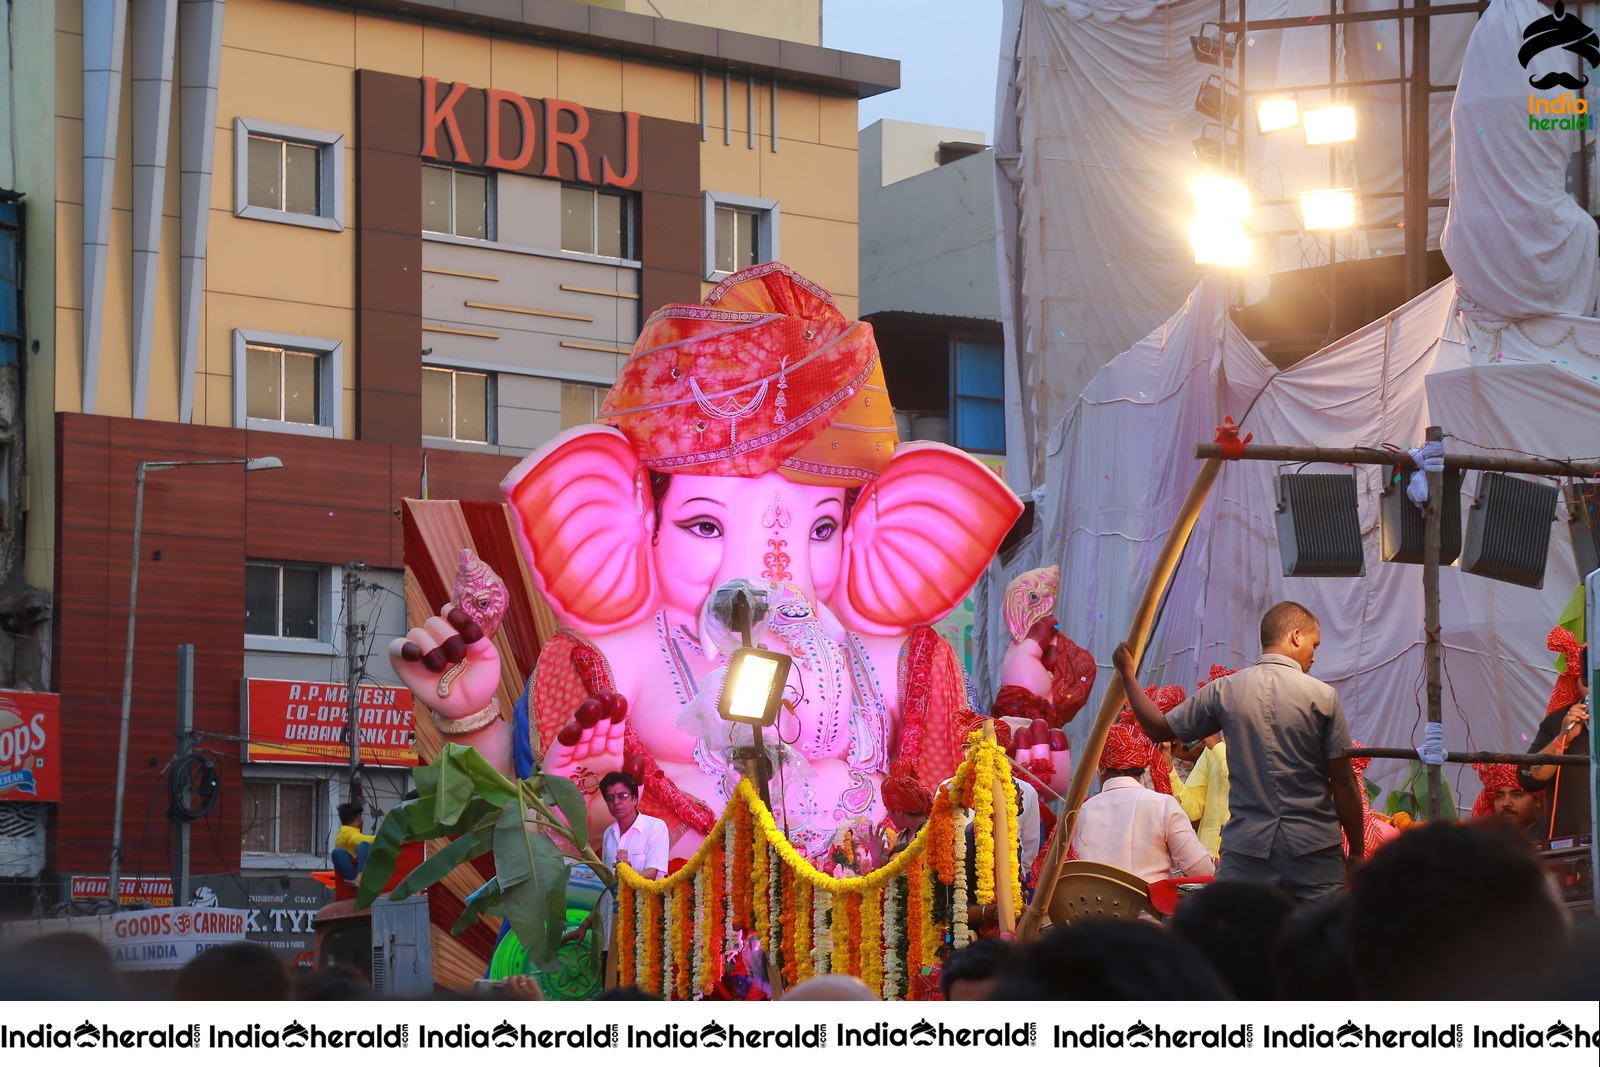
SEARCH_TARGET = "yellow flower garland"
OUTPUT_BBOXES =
[603,741,1014,996]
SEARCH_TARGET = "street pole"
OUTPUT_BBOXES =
[344,563,366,811]
[1422,425,1444,820]
[110,456,282,907]
[173,644,194,907]
[109,462,151,907]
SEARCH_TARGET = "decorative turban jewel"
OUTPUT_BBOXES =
[598,262,899,487]
[880,760,933,816]
[1471,762,1522,820]
[1546,625,1587,714]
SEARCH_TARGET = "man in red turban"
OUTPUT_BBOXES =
[880,760,933,859]
[1474,762,1544,837]
[1066,722,1215,884]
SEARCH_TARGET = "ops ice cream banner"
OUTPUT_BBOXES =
[0,690,59,803]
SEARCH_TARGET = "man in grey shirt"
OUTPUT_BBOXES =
[1113,601,1366,902]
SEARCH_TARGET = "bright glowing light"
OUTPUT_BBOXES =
[1256,97,1299,133]
[1300,189,1357,230]
[1303,104,1357,145]
[717,647,791,726]
[1190,176,1251,223]
[1188,220,1251,267]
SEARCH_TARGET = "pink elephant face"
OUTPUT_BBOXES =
[503,428,1024,637]
[655,472,847,627]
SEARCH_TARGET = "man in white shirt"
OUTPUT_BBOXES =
[1069,721,1215,885]
[598,771,669,946]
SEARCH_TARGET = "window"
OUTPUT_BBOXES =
[561,185,634,259]
[952,337,1005,454]
[423,366,494,443]
[232,329,343,437]
[422,164,492,240]
[247,343,321,425]
[702,191,778,281]
[714,205,760,275]
[246,562,325,640]
[242,779,318,855]
[233,118,344,231]
[560,381,607,430]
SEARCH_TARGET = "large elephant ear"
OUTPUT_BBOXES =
[501,426,656,634]
[835,442,1023,635]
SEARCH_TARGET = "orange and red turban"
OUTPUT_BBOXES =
[598,262,899,487]
[881,761,933,816]
[1471,762,1522,820]
[1547,626,1587,714]
[1100,721,1156,772]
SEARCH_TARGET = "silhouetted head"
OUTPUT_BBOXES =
[990,920,1230,1000]
[939,937,1016,1000]
[172,942,292,1000]
[1347,820,1570,998]
[1170,881,1295,1000]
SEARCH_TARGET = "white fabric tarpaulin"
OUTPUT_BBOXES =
[1006,273,1600,804]
[994,0,1475,490]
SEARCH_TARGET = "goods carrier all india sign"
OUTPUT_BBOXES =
[241,679,417,766]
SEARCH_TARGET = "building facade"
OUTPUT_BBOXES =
[0,0,891,915]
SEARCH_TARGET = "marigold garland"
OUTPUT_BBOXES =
[999,768,1024,917]
[641,888,662,994]
[617,878,636,987]
[601,741,1014,997]
[860,887,883,996]
[795,877,814,983]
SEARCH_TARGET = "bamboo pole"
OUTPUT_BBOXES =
[1017,455,1225,941]
[1347,746,1589,767]
[1196,441,1600,478]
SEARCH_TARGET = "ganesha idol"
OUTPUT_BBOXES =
[392,263,1022,860]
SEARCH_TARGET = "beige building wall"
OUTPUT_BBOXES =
[52,0,863,438]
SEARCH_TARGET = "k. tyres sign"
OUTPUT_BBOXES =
[0,690,59,803]
[241,678,417,766]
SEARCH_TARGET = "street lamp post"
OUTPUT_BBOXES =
[108,455,283,907]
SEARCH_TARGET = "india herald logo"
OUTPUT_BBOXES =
[1521,2,1600,90]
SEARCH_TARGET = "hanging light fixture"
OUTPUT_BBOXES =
[1300,189,1357,230]
[1256,96,1300,134]
[1189,22,1239,65]
[1194,74,1241,123]
[1190,175,1251,223]
[1303,104,1357,145]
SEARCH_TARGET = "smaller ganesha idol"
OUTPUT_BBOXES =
[395,263,1022,862]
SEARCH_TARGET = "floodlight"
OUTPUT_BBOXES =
[1303,104,1357,145]
[1299,189,1356,230]
[1188,220,1251,267]
[1194,75,1241,123]
[1189,23,1239,65]
[1190,176,1251,223]
[1192,122,1240,168]
[1256,97,1299,134]
[717,647,792,728]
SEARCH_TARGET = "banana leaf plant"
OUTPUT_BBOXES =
[354,743,611,966]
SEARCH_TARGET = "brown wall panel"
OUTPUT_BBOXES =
[357,71,424,446]
[51,414,434,876]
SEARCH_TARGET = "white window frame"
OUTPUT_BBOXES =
[422,163,497,241]
[559,184,634,259]
[244,560,343,656]
[232,328,343,438]
[703,190,779,282]
[240,771,333,869]
[233,117,345,232]
[422,365,497,445]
